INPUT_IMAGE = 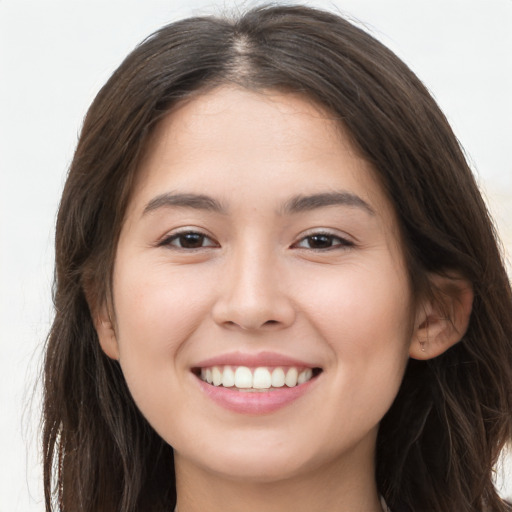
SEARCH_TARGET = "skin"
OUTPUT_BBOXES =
[96,86,472,512]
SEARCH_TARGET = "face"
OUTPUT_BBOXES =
[98,86,420,484]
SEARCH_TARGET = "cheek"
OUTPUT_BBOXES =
[109,263,209,443]
[303,262,412,344]
[113,260,212,355]
[299,261,412,403]
[110,259,214,417]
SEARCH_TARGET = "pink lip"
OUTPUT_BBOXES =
[193,351,317,369]
[192,351,321,415]
[197,376,319,415]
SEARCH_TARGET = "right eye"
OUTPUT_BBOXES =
[159,231,218,250]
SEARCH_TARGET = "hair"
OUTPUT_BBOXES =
[43,4,512,512]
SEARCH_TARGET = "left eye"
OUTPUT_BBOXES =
[293,233,352,250]
[160,231,217,249]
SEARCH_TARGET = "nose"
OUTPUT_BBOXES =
[211,247,296,331]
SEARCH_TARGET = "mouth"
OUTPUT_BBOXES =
[192,352,323,413]
[192,365,323,392]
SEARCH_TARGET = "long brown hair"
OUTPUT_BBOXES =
[43,5,512,511]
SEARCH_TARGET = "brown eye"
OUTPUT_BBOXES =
[294,233,353,250]
[161,231,217,249]
[306,234,335,249]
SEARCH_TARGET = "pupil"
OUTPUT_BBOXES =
[309,235,332,248]
[181,233,204,248]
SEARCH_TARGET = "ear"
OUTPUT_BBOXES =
[92,301,120,360]
[409,273,473,360]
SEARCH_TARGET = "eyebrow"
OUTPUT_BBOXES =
[142,192,227,216]
[281,191,375,216]
[142,190,375,217]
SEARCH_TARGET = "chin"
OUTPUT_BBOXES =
[175,431,330,484]
[202,453,312,484]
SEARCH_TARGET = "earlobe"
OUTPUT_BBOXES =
[93,303,120,360]
[409,273,473,360]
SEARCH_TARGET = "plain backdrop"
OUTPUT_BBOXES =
[1,0,511,510]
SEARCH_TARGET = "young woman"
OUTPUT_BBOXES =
[42,4,512,512]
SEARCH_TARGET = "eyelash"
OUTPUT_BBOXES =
[158,230,219,250]
[292,232,354,251]
[158,230,354,251]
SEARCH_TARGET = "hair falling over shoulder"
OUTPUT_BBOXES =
[43,4,512,511]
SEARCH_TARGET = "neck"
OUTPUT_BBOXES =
[174,440,383,512]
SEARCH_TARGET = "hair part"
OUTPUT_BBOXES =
[43,5,512,511]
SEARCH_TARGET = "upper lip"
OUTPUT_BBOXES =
[193,351,320,369]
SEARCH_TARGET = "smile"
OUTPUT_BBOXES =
[198,365,318,391]
[192,352,323,414]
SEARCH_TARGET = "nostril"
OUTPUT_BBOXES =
[221,319,282,330]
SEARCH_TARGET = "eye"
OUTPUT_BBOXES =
[293,232,353,250]
[159,231,218,249]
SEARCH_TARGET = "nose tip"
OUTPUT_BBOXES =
[211,265,296,331]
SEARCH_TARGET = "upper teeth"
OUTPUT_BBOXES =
[200,366,314,389]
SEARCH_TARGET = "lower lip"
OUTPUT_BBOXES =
[196,375,318,415]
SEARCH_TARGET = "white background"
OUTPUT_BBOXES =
[1,1,511,510]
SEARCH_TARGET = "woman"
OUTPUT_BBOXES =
[43,4,512,512]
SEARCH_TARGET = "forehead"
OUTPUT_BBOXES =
[130,86,394,222]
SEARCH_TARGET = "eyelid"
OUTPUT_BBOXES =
[291,228,355,250]
[156,227,219,249]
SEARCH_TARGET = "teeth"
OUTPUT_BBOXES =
[253,367,272,389]
[271,367,285,388]
[298,368,313,384]
[234,366,253,388]
[285,367,298,387]
[222,366,235,387]
[199,365,316,389]
[212,367,222,386]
